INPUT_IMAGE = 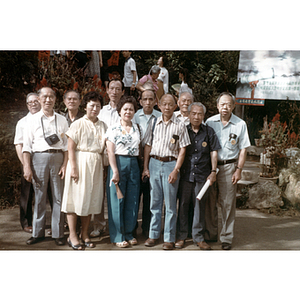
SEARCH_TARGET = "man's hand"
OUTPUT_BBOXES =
[207,172,217,186]
[168,170,178,184]
[232,168,242,185]
[142,168,150,180]
[23,165,33,182]
[58,164,67,179]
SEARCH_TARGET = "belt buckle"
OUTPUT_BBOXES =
[224,159,227,165]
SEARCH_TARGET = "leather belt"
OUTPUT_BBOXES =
[151,155,176,162]
[34,149,63,153]
[217,159,237,165]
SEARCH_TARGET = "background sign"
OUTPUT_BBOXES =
[236,51,300,103]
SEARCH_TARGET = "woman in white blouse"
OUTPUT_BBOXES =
[62,91,107,250]
[106,96,141,248]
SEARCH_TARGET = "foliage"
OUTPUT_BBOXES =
[37,54,108,112]
[0,51,39,90]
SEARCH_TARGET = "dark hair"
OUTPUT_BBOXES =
[83,91,104,108]
[160,55,167,67]
[179,67,192,86]
[116,96,138,114]
[107,78,125,91]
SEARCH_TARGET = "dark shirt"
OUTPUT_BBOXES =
[181,123,221,183]
[61,110,84,127]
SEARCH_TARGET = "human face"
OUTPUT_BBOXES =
[157,56,163,67]
[151,72,160,81]
[217,95,235,120]
[64,91,80,112]
[107,81,124,106]
[38,87,56,112]
[85,100,101,122]
[189,105,204,129]
[27,95,41,114]
[158,95,177,121]
[178,93,193,115]
[120,102,135,123]
[140,90,156,115]
[122,51,131,59]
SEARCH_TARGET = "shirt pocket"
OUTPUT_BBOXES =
[225,135,239,151]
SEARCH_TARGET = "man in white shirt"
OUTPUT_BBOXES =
[90,78,125,238]
[14,93,41,233]
[23,87,68,246]
[122,51,138,98]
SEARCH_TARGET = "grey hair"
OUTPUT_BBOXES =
[179,91,194,102]
[63,90,80,100]
[26,92,38,103]
[149,65,161,75]
[216,92,235,105]
[37,87,56,97]
[188,102,206,114]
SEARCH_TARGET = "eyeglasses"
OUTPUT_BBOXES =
[27,100,39,106]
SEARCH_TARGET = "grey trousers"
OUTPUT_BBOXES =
[31,152,64,239]
[205,163,237,244]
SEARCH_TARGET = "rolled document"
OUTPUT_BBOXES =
[196,168,219,201]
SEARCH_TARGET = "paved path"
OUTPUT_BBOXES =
[1,205,300,251]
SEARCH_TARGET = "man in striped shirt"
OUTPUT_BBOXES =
[142,94,190,250]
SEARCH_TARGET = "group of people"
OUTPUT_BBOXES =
[14,56,250,251]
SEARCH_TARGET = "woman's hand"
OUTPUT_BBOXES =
[70,167,79,183]
[111,171,119,185]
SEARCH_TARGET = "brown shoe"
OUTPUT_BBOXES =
[197,241,212,250]
[175,240,185,249]
[163,242,174,250]
[144,238,158,247]
[24,226,33,234]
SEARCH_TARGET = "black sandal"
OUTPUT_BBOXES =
[67,237,84,250]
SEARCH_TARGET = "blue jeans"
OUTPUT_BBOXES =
[107,155,140,243]
[149,158,179,243]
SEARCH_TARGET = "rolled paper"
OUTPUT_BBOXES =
[196,168,219,201]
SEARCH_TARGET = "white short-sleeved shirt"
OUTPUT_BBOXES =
[123,57,138,87]
[157,66,169,93]
[105,121,141,156]
[14,112,32,145]
[22,110,68,153]
[98,103,120,127]
[206,113,251,161]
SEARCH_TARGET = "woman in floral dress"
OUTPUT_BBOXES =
[105,96,141,248]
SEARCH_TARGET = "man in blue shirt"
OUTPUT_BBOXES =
[205,92,251,250]
[133,89,161,235]
[175,102,221,250]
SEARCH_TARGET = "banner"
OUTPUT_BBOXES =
[236,51,300,104]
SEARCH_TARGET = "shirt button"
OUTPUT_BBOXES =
[195,157,197,159]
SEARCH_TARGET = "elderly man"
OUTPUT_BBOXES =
[14,93,41,233]
[205,92,251,250]
[23,87,68,246]
[90,78,125,238]
[133,89,162,235]
[142,94,190,250]
[174,92,194,125]
[175,102,221,250]
[62,90,84,126]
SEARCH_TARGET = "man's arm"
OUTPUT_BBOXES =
[168,147,186,184]
[15,144,24,165]
[130,70,137,90]
[207,150,218,185]
[23,152,33,182]
[142,144,151,179]
[232,148,247,184]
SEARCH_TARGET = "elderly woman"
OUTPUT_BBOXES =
[105,96,141,248]
[136,65,161,99]
[62,91,107,250]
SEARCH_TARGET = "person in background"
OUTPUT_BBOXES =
[90,78,125,238]
[14,93,41,233]
[205,92,251,250]
[175,102,220,250]
[133,89,162,236]
[157,55,169,99]
[105,96,141,248]
[62,91,107,250]
[178,67,193,97]
[122,51,138,98]
[136,65,161,102]
[143,94,190,250]
[23,87,68,246]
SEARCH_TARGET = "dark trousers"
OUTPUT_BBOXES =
[177,180,208,242]
[20,171,34,229]
[140,177,151,232]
